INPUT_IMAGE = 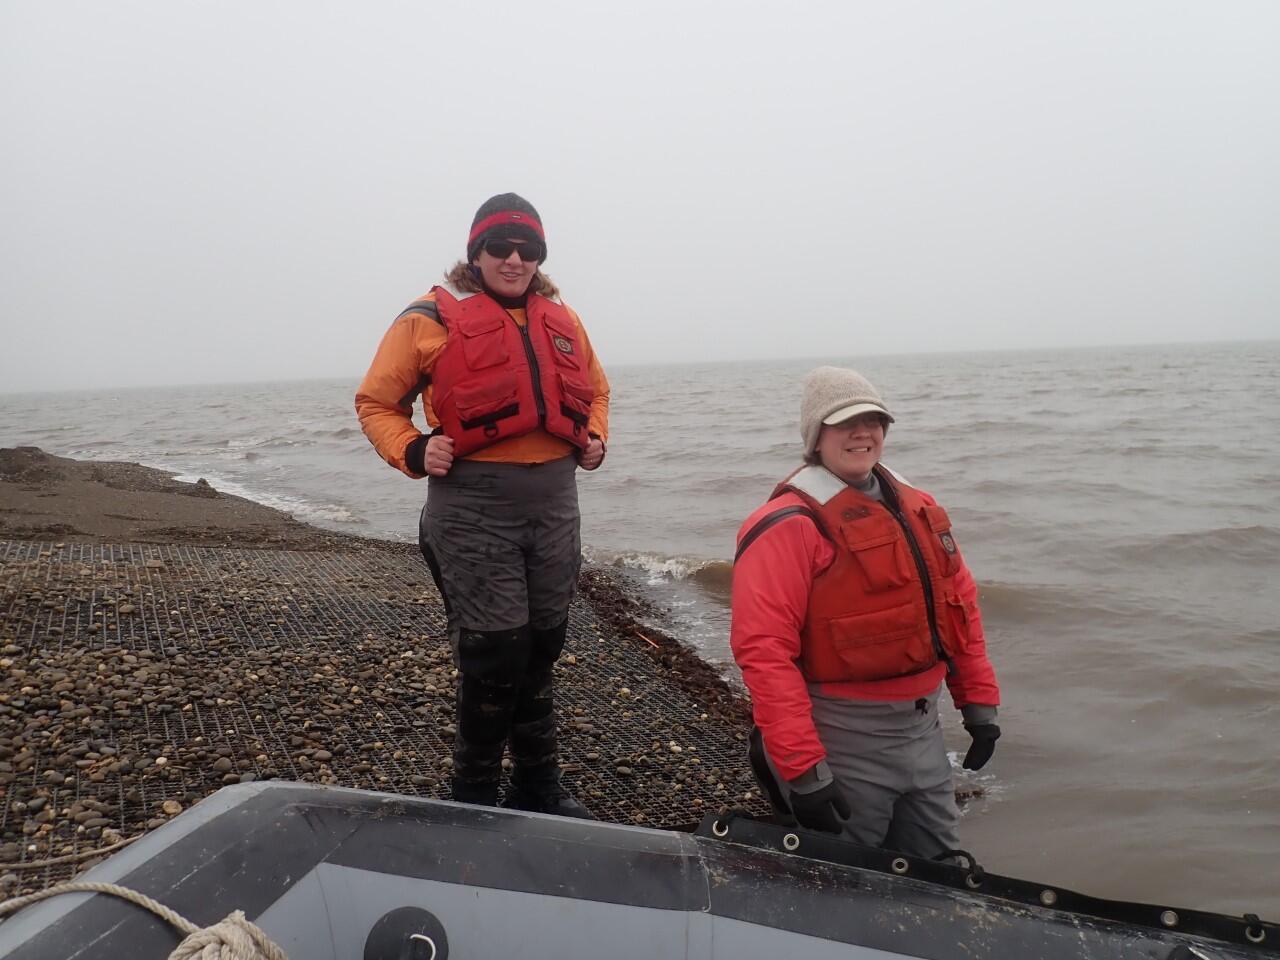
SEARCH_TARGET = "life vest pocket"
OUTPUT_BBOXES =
[919,504,962,576]
[458,314,510,370]
[825,603,934,681]
[454,373,521,437]
[542,313,582,370]
[557,373,593,430]
[840,523,914,592]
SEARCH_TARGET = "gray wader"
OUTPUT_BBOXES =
[751,685,961,860]
[419,456,588,815]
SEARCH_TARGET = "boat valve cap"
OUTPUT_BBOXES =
[364,906,449,960]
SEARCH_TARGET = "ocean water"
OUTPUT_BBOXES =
[2,340,1278,916]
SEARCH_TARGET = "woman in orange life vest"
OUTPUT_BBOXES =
[730,366,1000,859]
[355,193,609,817]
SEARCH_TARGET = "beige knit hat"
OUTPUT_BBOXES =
[800,366,894,456]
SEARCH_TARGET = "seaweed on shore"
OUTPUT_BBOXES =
[576,565,753,731]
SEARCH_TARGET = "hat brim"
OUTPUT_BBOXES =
[822,402,894,425]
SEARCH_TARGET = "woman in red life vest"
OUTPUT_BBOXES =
[730,366,1000,858]
[356,193,609,817]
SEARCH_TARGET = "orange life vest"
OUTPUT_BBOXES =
[776,465,972,683]
[430,287,596,457]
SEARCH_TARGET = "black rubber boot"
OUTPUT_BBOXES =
[450,626,532,807]
[503,712,594,818]
[502,620,595,819]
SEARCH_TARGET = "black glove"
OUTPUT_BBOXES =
[788,780,852,834]
[962,723,1001,771]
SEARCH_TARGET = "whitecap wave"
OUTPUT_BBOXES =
[171,473,361,525]
[610,551,718,585]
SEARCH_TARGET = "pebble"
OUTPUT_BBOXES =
[0,544,774,899]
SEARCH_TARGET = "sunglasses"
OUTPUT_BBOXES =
[482,238,544,262]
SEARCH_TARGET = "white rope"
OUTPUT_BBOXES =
[0,881,288,960]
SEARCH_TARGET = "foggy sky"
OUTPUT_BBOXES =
[2,1,1278,394]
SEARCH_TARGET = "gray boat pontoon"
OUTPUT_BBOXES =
[0,781,1274,959]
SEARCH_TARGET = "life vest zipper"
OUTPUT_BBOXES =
[880,483,949,668]
[517,322,547,425]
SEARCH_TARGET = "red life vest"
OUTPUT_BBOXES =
[775,465,973,683]
[430,287,596,457]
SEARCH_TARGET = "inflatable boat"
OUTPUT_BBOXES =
[0,781,1274,959]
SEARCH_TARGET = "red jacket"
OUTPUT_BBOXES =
[731,465,1000,780]
[431,288,596,456]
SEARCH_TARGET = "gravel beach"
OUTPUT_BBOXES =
[0,447,769,897]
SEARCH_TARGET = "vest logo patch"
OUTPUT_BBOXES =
[552,335,574,355]
[939,532,957,555]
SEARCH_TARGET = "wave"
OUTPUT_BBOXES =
[607,551,734,598]
[171,472,362,525]
[223,436,300,450]
[1110,525,1280,565]
[971,580,1139,625]
[1097,386,1156,397]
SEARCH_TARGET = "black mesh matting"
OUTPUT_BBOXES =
[0,540,767,894]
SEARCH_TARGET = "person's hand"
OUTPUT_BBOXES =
[425,435,455,477]
[578,438,605,471]
[788,780,851,834]
[962,723,1001,770]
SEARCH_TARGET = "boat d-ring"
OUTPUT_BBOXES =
[712,820,729,838]
[409,933,438,960]
[1244,914,1266,944]
[782,833,800,852]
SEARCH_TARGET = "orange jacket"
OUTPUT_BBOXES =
[355,287,610,476]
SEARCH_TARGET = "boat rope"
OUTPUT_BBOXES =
[932,848,986,888]
[0,881,289,959]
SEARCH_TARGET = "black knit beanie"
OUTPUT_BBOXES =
[466,193,547,263]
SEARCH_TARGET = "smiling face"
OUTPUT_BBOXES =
[473,238,539,298]
[816,412,887,484]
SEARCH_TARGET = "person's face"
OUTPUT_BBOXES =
[473,237,540,298]
[816,413,886,484]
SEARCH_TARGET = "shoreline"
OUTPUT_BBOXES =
[0,447,767,895]
[0,445,753,728]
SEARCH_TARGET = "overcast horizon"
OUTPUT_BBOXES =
[3,2,1278,395]
[1,334,1274,401]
